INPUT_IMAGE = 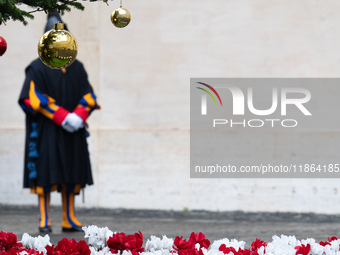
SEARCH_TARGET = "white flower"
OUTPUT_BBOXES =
[90,246,115,255]
[20,233,35,248]
[90,247,97,255]
[122,250,133,255]
[209,238,244,254]
[141,252,156,255]
[309,243,324,255]
[20,233,51,253]
[257,246,265,255]
[301,238,316,245]
[210,238,231,250]
[330,240,340,252]
[145,235,174,252]
[158,249,174,255]
[296,238,323,255]
[83,225,114,250]
[161,235,174,251]
[154,251,166,255]
[266,243,296,255]
[323,245,340,255]
[201,247,208,255]
[207,249,225,255]
[229,239,245,251]
[266,235,297,255]
[278,235,300,247]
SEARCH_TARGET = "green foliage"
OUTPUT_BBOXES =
[0,0,90,25]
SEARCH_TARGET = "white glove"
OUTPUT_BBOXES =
[62,113,84,133]
[62,114,76,133]
[62,122,76,133]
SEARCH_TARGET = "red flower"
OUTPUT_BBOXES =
[219,244,238,255]
[125,232,144,253]
[21,248,44,255]
[219,244,257,255]
[55,238,78,255]
[173,236,193,251]
[328,237,338,242]
[107,231,145,255]
[179,248,205,255]
[319,241,331,247]
[320,237,338,247]
[251,239,266,252]
[240,249,252,255]
[0,231,22,251]
[189,232,211,250]
[173,232,210,252]
[45,244,56,255]
[45,238,90,255]
[0,248,19,255]
[76,240,92,255]
[295,244,311,255]
[107,233,127,253]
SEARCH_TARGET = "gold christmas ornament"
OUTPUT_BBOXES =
[38,22,78,69]
[111,7,131,28]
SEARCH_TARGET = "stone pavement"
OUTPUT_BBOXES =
[1,204,340,245]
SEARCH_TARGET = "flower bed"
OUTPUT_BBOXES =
[0,226,339,255]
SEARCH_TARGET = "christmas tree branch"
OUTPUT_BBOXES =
[0,0,90,25]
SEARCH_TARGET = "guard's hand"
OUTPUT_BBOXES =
[68,113,84,130]
[61,113,84,132]
[62,123,76,133]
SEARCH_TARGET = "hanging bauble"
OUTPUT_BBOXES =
[111,7,131,28]
[0,36,7,56]
[38,22,78,69]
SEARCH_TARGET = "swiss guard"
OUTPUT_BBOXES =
[18,12,100,233]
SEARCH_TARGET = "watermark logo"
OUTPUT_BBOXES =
[196,82,222,115]
[195,82,312,128]
[191,78,339,178]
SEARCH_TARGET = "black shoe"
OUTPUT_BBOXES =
[39,226,52,233]
[62,226,83,232]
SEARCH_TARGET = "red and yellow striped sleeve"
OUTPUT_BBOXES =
[73,92,100,123]
[21,80,69,125]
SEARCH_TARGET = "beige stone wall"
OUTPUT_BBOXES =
[1,0,340,213]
